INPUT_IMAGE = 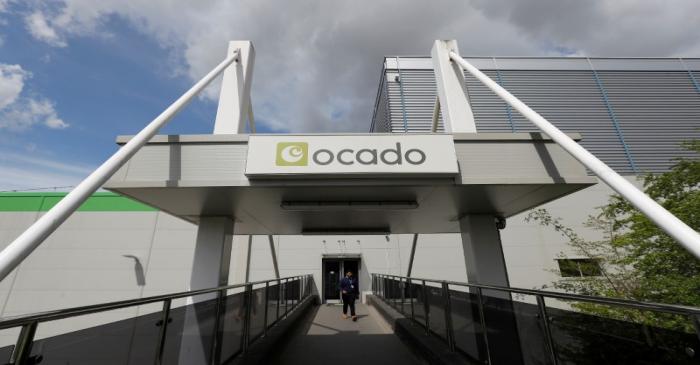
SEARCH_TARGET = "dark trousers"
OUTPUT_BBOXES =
[342,293,356,316]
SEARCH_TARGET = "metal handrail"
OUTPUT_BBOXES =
[373,273,700,316]
[373,273,700,365]
[0,274,309,330]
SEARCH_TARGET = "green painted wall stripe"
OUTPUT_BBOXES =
[0,192,157,212]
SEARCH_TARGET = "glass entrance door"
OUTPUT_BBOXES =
[322,258,361,303]
[323,260,340,302]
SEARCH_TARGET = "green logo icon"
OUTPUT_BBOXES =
[276,142,308,166]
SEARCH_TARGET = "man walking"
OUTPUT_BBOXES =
[340,271,358,321]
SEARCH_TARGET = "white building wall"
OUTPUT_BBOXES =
[0,177,643,346]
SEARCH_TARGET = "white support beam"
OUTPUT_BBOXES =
[406,234,418,277]
[268,235,280,279]
[214,41,255,134]
[448,47,700,260]
[0,50,239,283]
[430,40,477,133]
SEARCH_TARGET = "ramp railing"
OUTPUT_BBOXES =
[0,274,313,364]
[373,273,700,365]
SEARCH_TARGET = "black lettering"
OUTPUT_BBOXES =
[405,149,426,165]
[312,149,334,165]
[337,149,354,165]
[356,149,378,165]
[380,143,402,165]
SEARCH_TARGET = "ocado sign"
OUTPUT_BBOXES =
[246,135,458,177]
[276,142,427,167]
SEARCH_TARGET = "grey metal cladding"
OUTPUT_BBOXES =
[597,70,700,173]
[493,70,634,174]
[374,58,700,174]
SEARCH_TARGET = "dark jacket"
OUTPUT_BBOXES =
[340,276,358,296]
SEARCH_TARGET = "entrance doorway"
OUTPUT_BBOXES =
[322,256,361,303]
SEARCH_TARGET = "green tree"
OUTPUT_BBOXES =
[526,140,700,331]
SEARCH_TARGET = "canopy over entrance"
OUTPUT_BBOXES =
[105,132,596,235]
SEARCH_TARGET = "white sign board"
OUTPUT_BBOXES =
[245,134,459,177]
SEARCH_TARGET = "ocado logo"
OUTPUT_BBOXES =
[276,142,309,166]
[275,142,426,167]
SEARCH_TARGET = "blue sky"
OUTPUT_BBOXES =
[0,14,219,190]
[1,0,699,191]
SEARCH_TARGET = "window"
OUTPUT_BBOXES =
[557,258,602,277]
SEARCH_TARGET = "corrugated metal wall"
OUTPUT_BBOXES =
[372,58,700,174]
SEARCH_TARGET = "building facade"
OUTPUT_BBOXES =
[0,56,698,344]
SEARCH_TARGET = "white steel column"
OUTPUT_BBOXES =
[430,40,477,133]
[459,215,510,290]
[189,217,234,299]
[179,217,234,364]
[214,41,255,134]
[268,235,280,279]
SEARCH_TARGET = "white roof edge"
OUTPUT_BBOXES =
[384,56,700,71]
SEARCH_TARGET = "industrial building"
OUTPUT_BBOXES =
[0,41,698,364]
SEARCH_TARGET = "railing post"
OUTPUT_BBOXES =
[422,280,431,335]
[209,289,226,365]
[536,295,559,365]
[263,282,269,337]
[276,279,281,321]
[9,321,37,365]
[153,299,171,365]
[692,314,700,343]
[242,284,253,353]
[442,281,456,351]
[409,278,415,320]
[475,287,492,364]
[400,278,406,315]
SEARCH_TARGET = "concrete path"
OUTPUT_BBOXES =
[267,303,423,364]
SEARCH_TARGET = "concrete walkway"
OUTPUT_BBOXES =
[267,303,423,364]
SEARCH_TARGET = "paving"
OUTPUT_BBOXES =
[267,303,423,364]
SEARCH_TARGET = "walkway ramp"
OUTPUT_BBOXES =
[268,303,422,365]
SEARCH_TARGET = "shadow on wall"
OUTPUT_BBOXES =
[123,254,146,286]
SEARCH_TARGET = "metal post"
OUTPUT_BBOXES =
[448,48,700,260]
[406,234,418,277]
[442,282,456,351]
[9,321,37,365]
[536,295,558,365]
[409,278,415,320]
[400,278,406,315]
[276,279,281,323]
[268,236,280,279]
[691,314,700,343]
[474,288,492,364]
[263,282,269,337]
[210,290,226,365]
[0,49,240,282]
[422,280,430,334]
[431,97,441,132]
[242,284,253,353]
[284,279,289,317]
[154,299,172,365]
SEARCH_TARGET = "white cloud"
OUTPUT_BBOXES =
[0,63,69,131]
[0,151,92,191]
[18,1,700,132]
[0,64,25,109]
[25,11,66,47]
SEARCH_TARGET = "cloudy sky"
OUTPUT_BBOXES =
[1,0,700,190]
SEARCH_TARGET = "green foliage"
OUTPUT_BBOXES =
[526,140,700,332]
